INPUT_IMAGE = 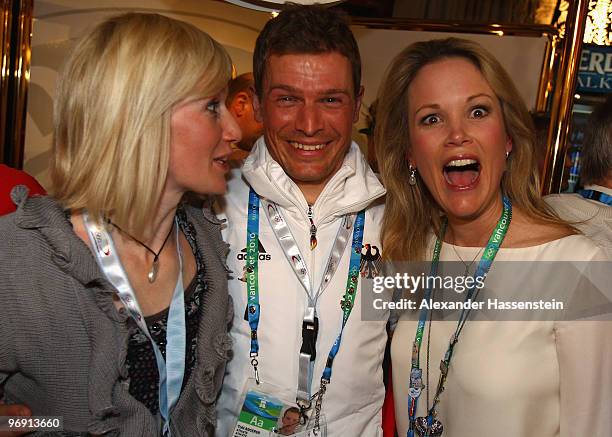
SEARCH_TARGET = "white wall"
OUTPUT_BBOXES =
[25,0,269,187]
[352,26,549,139]
[24,1,549,187]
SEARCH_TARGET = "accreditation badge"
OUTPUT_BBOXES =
[231,379,327,437]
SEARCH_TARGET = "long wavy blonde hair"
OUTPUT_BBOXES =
[375,38,567,261]
[51,13,232,239]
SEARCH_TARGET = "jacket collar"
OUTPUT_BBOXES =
[241,137,385,224]
[12,190,104,287]
[584,184,612,197]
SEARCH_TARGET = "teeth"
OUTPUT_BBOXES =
[446,159,478,167]
[290,142,325,151]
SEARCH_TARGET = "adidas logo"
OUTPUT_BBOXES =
[237,241,272,261]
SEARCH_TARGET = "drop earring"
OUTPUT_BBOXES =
[409,165,417,186]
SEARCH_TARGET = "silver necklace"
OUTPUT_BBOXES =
[450,243,484,277]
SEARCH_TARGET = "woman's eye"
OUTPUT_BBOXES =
[470,107,489,118]
[206,100,221,115]
[421,114,440,125]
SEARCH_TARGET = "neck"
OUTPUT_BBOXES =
[137,190,183,249]
[295,167,342,205]
[127,189,183,251]
[446,195,504,247]
[297,182,325,205]
[139,207,177,250]
[238,138,255,152]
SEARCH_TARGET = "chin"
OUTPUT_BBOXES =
[441,190,502,221]
[209,185,228,196]
[193,182,227,197]
[437,193,478,216]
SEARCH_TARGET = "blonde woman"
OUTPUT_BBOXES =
[0,13,239,436]
[375,38,611,437]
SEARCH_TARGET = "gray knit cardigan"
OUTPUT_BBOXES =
[0,188,233,436]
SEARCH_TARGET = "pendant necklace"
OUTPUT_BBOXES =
[407,196,512,437]
[108,220,175,283]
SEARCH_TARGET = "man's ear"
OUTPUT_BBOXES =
[253,92,264,123]
[353,85,364,124]
[231,92,250,117]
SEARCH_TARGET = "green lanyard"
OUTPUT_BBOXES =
[408,196,512,437]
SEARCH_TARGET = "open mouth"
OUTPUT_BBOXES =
[443,158,480,188]
[290,141,327,151]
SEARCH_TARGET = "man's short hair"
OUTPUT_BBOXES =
[253,4,361,99]
[581,95,612,185]
[226,72,255,105]
[283,406,300,418]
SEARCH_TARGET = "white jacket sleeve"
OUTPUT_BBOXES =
[555,319,612,437]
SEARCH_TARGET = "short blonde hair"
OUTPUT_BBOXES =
[376,38,568,261]
[51,12,232,237]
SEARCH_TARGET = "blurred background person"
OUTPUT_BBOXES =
[226,72,263,164]
[359,99,379,173]
[0,12,239,436]
[546,95,612,258]
[576,96,612,201]
[375,38,611,437]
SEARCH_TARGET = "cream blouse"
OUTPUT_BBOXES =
[392,234,612,437]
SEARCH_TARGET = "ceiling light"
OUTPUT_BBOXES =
[224,0,345,13]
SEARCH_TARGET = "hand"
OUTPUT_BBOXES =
[0,402,32,437]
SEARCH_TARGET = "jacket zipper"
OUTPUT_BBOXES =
[307,205,318,250]
[267,164,384,226]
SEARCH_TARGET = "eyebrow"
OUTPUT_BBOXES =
[467,93,494,102]
[269,84,351,96]
[414,93,494,113]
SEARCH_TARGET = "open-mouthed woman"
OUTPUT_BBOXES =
[375,38,611,437]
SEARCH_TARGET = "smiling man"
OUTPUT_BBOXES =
[216,5,387,437]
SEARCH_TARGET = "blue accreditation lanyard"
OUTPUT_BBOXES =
[407,196,512,437]
[83,213,186,437]
[245,188,365,411]
[578,189,612,206]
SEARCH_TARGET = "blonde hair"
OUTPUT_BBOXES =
[51,12,232,238]
[376,38,568,261]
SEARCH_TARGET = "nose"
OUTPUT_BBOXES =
[295,102,324,136]
[222,105,242,145]
[446,116,471,147]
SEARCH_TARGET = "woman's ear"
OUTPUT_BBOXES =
[405,149,414,167]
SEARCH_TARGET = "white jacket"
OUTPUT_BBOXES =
[545,185,612,260]
[216,138,387,436]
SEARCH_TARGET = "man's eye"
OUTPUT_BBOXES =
[323,97,341,104]
[278,96,296,103]
[421,114,440,125]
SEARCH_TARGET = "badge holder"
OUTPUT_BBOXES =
[231,379,327,437]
